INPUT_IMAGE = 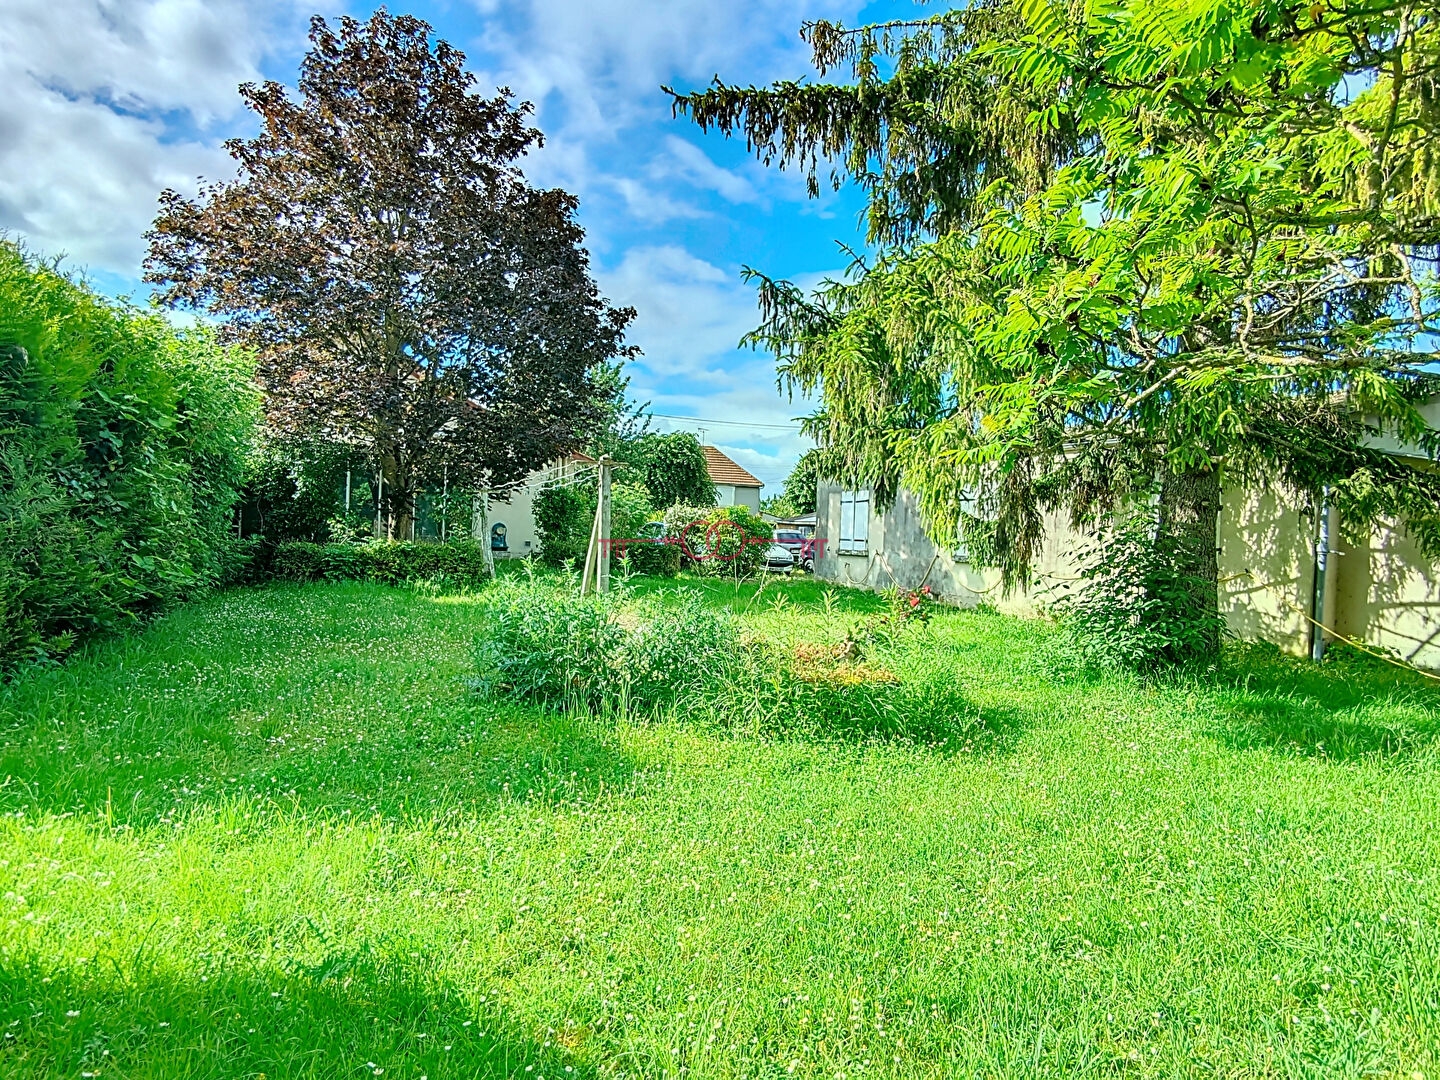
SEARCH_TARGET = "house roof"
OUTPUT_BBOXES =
[703,445,763,488]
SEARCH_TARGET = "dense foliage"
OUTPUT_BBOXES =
[240,437,371,544]
[0,242,258,666]
[471,575,969,738]
[472,579,735,712]
[268,539,492,587]
[662,503,775,577]
[147,11,635,540]
[532,479,653,568]
[779,447,826,515]
[619,432,716,509]
[673,0,1440,658]
[1048,516,1231,673]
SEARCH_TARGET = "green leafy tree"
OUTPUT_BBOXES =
[780,448,826,515]
[622,431,716,509]
[672,0,1440,660]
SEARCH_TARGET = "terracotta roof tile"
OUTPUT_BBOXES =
[703,445,762,488]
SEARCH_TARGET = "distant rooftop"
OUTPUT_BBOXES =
[703,445,762,488]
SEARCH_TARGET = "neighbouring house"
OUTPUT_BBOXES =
[482,452,595,558]
[763,512,816,537]
[485,444,764,557]
[815,398,1440,670]
[703,445,764,511]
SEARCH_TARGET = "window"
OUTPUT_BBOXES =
[839,489,870,554]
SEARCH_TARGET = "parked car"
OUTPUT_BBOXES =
[774,529,816,573]
[763,543,796,573]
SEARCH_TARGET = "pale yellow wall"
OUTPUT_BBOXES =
[488,483,540,558]
[1217,486,1315,655]
[1334,518,1440,669]
[808,477,1440,671]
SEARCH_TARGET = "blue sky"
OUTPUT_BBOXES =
[1,0,919,491]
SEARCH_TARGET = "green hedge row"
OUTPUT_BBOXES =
[0,241,259,667]
[269,541,493,586]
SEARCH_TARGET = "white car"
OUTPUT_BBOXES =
[763,543,796,572]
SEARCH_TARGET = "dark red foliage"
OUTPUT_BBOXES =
[146,10,635,538]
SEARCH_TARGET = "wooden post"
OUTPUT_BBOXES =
[580,493,601,594]
[374,471,383,539]
[598,456,613,594]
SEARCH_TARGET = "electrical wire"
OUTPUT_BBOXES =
[650,412,805,432]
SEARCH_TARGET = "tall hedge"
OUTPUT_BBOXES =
[0,242,259,665]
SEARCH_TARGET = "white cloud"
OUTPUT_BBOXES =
[597,243,826,487]
[465,0,867,215]
[654,137,763,206]
[0,0,314,273]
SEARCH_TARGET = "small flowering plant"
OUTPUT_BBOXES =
[887,584,937,626]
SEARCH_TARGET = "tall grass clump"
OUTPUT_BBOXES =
[0,241,259,666]
[473,576,983,742]
[472,575,737,712]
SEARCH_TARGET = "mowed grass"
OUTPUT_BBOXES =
[0,577,1439,1078]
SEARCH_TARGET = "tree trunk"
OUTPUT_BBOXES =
[379,451,415,541]
[1157,463,1222,657]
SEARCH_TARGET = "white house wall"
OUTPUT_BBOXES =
[815,478,1440,670]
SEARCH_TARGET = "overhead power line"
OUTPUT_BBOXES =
[650,412,806,432]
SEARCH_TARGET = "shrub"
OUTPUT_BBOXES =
[0,241,260,667]
[663,503,773,577]
[533,483,592,568]
[241,437,370,544]
[269,541,492,587]
[535,477,656,570]
[618,539,680,578]
[471,578,627,708]
[1049,515,1228,674]
[469,577,977,742]
[472,578,740,712]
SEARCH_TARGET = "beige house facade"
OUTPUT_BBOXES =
[487,445,765,557]
[702,446,763,511]
[814,403,1440,669]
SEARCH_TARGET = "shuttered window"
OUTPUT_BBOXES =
[839,489,870,554]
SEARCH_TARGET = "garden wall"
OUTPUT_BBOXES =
[814,479,1440,671]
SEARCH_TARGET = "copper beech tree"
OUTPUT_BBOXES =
[146,11,634,540]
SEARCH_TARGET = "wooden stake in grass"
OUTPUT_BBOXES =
[581,457,615,594]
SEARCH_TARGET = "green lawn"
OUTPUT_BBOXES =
[1,576,1439,1077]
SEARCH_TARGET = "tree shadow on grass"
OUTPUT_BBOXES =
[1206,642,1440,762]
[0,699,640,829]
[721,673,1029,755]
[0,950,595,1079]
